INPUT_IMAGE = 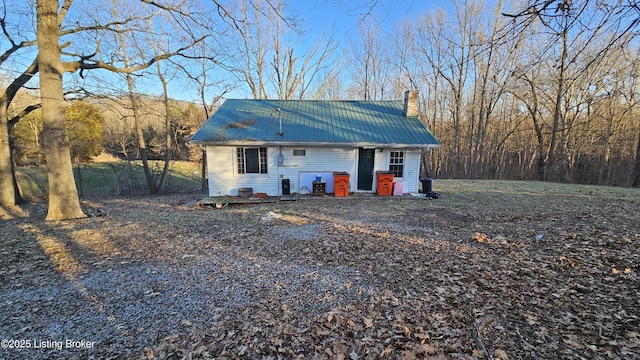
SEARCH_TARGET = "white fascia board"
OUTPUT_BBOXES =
[190,140,440,149]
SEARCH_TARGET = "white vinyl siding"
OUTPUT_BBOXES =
[205,145,423,196]
[206,146,278,196]
[278,147,357,194]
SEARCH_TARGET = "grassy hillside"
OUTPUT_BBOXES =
[15,161,203,199]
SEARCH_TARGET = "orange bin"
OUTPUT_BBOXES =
[333,172,350,197]
[376,171,394,196]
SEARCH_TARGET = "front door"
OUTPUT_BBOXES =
[357,148,375,190]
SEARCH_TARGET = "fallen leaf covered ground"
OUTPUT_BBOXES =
[1,180,638,359]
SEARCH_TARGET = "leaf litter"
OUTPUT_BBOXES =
[0,182,639,359]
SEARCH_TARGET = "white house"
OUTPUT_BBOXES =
[190,91,440,197]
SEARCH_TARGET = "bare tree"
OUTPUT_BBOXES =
[503,0,640,181]
[0,60,38,208]
[31,0,209,219]
[272,22,339,99]
[231,0,272,99]
[410,3,476,178]
[228,0,339,99]
[511,64,547,181]
[35,0,86,219]
[0,0,39,209]
[347,20,396,100]
[173,39,234,192]
[467,0,520,178]
[154,59,172,193]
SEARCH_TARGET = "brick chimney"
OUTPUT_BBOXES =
[403,90,419,117]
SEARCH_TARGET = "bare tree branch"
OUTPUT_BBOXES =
[62,36,208,74]
[58,0,73,26]
[3,58,38,105]
[8,104,41,126]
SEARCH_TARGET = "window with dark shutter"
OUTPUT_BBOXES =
[237,147,268,174]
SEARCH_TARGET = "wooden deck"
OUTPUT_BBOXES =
[196,196,280,208]
[197,192,419,208]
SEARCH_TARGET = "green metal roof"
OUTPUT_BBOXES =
[190,99,440,148]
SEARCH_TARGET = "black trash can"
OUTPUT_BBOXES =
[238,187,253,198]
[420,177,432,194]
[282,178,290,195]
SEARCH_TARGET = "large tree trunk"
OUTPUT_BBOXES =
[0,100,14,207]
[37,0,86,220]
[1,60,38,209]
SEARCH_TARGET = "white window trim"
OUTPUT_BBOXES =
[237,147,268,174]
[292,149,307,156]
[389,150,405,178]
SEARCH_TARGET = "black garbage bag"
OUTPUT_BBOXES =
[425,191,440,200]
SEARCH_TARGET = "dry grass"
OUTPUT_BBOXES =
[14,160,202,200]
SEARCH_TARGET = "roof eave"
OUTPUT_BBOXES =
[190,139,440,149]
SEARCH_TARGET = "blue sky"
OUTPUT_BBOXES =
[296,0,448,36]
[97,0,456,102]
[174,0,453,102]
[1,0,456,103]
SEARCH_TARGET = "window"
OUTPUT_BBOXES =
[237,147,267,174]
[389,151,404,178]
[293,149,306,156]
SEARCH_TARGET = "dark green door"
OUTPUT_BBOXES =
[357,148,375,190]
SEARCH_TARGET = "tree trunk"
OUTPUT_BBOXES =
[632,129,640,187]
[530,101,546,181]
[37,0,85,220]
[156,61,171,194]
[9,122,27,204]
[548,75,564,181]
[548,22,570,183]
[126,74,157,194]
[0,100,14,207]
[1,59,38,209]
